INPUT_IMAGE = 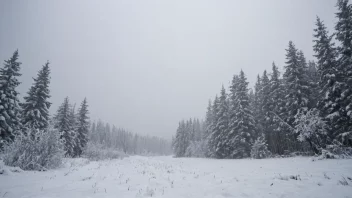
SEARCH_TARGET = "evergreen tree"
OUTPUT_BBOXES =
[54,97,74,156]
[313,16,339,124]
[0,50,22,148]
[307,61,319,109]
[283,41,310,125]
[253,75,262,127]
[250,134,271,159]
[267,62,288,154]
[69,104,80,157]
[208,95,219,158]
[173,120,189,157]
[22,61,51,131]
[334,0,352,145]
[204,100,214,157]
[213,86,229,158]
[259,70,271,141]
[228,70,256,158]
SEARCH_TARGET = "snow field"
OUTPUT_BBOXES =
[0,156,352,198]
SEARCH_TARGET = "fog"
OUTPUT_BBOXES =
[0,0,336,139]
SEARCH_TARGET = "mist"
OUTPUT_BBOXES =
[0,0,336,139]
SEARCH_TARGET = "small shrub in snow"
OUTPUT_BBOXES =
[83,142,127,161]
[294,109,328,154]
[2,126,64,171]
[185,140,207,158]
[250,135,271,159]
[318,140,352,159]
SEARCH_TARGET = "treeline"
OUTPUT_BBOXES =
[89,120,172,155]
[0,50,170,169]
[172,118,205,157]
[0,50,92,159]
[173,0,352,159]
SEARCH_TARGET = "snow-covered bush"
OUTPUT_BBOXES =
[83,142,127,161]
[250,135,271,159]
[318,140,352,159]
[2,126,64,171]
[294,109,328,154]
[185,140,206,158]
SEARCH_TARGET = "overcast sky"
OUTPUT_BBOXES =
[0,0,337,139]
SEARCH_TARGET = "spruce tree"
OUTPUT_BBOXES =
[313,16,339,122]
[22,61,51,131]
[253,75,262,125]
[259,70,271,140]
[307,61,319,109]
[173,122,183,157]
[69,104,80,157]
[334,0,352,145]
[54,97,74,156]
[228,70,256,158]
[208,95,219,158]
[213,86,229,158]
[0,50,22,148]
[283,41,310,126]
[268,62,288,154]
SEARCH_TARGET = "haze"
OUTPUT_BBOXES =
[0,0,336,139]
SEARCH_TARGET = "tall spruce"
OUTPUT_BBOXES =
[259,70,271,140]
[213,86,229,158]
[0,50,22,147]
[307,61,319,109]
[228,70,256,158]
[54,97,74,156]
[208,95,219,158]
[204,100,213,141]
[22,61,51,131]
[283,41,310,125]
[335,0,352,145]
[313,16,339,123]
[267,63,288,154]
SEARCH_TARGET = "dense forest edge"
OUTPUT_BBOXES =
[172,0,352,159]
[0,55,171,171]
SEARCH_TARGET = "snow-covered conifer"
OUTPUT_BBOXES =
[228,70,256,158]
[54,97,74,156]
[0,50,22,148]
[22,61,51,131]
[251,135,271,159]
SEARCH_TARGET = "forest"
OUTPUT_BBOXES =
[172,0,352,159]
[0,54,171,171]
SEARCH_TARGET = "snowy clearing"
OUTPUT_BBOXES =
[1,156,352,198]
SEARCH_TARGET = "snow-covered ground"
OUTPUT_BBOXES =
[1,156,351,198]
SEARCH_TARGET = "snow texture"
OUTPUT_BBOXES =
[0,156,351,198]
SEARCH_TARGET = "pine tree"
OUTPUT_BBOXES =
[213,86,229,158]
[228,70,256,158]
[307,61,319,109]
[250,134,271,159]
[267,62,288,154]
[334,0,352,145]
[253,75,262,125]
[313,16,339,126]
[173,120,189,157]
[0,50,22,148]
[283,41,310,125]
[204,100,213,157]
[69,104,80,157]
[54,97,74,156]
[208,96,219,158]
[22,61,51,131]
[259,70,271,140]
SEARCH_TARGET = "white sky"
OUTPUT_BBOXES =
[0,0,337,139]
